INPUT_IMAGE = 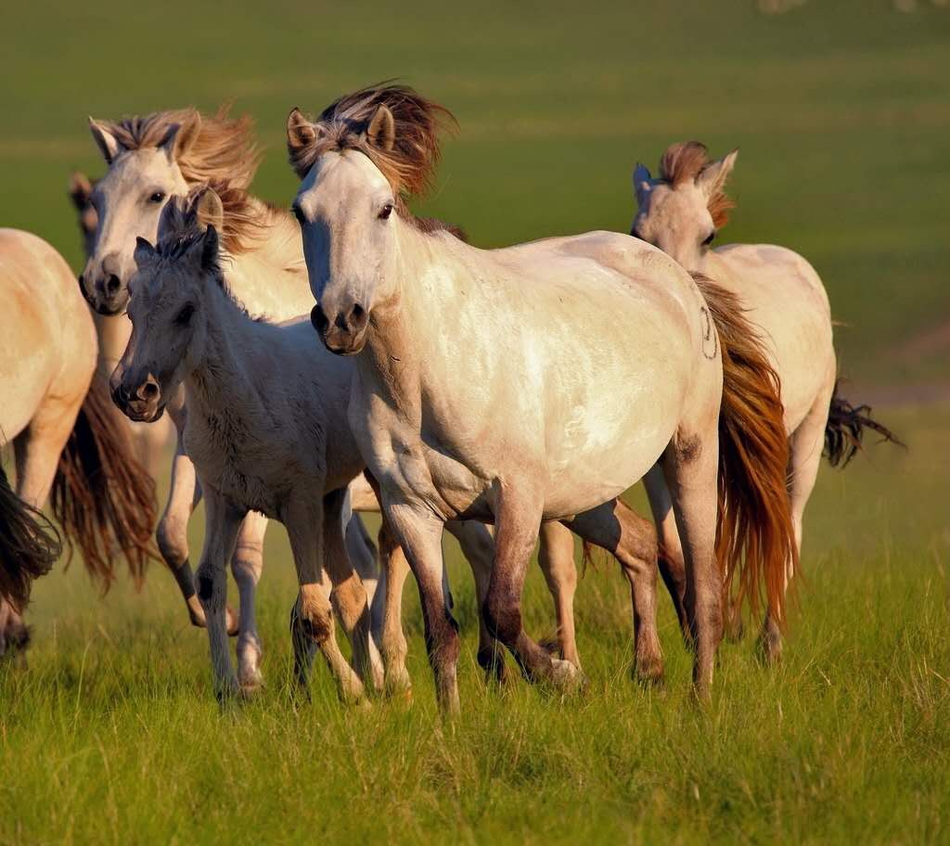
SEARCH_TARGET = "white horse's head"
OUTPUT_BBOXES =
[631,142,737,270]
[287,85,453,355]
[81,109,257,315]
[111,190,224,422]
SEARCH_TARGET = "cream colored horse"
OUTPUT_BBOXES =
[631,142,901,661]
[289,85,796,711]
[0,229,156,658]
[69,171,173,478]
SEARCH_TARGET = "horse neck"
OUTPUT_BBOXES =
[185,285,269,423]
[220,197,313,321]
[93,312,132,374]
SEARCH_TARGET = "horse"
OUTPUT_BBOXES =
[84,109,662,692]
[288,84,795,711]
[68,171,174,478]
[0,229,157,659]
[631,141,902,661]
[111,195,385,701]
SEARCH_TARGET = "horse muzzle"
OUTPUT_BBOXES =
[311,302,369,356]
[111,376,164,423]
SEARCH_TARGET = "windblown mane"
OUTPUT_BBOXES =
[99,106,260,190]
[288,84,456,216]
[659,141,734,229]
[155,192,225,285]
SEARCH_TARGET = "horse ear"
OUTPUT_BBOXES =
[158,113,201,162]
[632,163,652,204]
[195,188,225,232]
[698,148,738,198]
[200,225,220,271]
[89,118,120,164]
[366,105,395,151]
[286,107,317,153]
[68,171,93,209]
[134,236,156,268]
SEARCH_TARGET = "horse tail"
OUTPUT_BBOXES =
[0,465,61,611]
[693,273,797,627]
[50,373,159,592]
[824,380,905,468]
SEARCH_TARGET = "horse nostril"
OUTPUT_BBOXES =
[142,381,159,401]
[311,304,329,334]
[106,275,121,295]
[348,303,368,331]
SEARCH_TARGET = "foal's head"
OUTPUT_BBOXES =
[111,190,225,422]
[287,84,454,355]
[81,108,257,315]
[630,142,737,270]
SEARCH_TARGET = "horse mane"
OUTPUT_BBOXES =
[288,83,457,227]
[154,192,225,286]
[98,106,260,190]
[659,141,734,229]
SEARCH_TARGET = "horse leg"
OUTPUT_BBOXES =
[662,425,723,698]
[0,599,30,667]
[445,519,508,684]
[12,409,75,509]
[566,499,663,683]
[156,424,239,635]
[376,518,413,696]
[323,491,376,693]
[484,484,580,690]
[643,465,691,643]
[193,488,244,701]
[759,377,833,665]
[345,513,385,692]
[537,521,580,667]
[385,502,460,714]
[231,511,266,692]
[286,495,365,703]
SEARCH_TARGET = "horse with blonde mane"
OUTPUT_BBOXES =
[68,171,173,479]
[0,229,157,659]
[289,84,795,710]
[631,141,902,661]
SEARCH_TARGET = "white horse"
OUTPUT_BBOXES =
[83,109,664,692]
[112,196,382,701]
[631,141,901,660]
[0,229,157,659]
[288,85,795,711]
[68,171,174,478]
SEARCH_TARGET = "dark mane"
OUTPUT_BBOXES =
[659,141,734,229]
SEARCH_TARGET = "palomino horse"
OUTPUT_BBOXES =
[113,195,380,701]
[68,171,174,478]
[289,84,795,710]
[631,142,902,661]
[84,108,660,693]
[0,229,157,658]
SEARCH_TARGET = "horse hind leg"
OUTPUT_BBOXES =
[566,499,663,684]
[537,520,580,668]
[345,514,385,693]
[231,511,267,692]
[759,377,834,665]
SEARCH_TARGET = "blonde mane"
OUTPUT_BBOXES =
[659,141,734,229]
[288,84,456,210]
[99,106,261,190]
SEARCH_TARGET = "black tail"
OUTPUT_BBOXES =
[824,380,905,468]
[0,465,61,611]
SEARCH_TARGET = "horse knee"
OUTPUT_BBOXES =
[231,538,264,584]
[331,576,368,632]
[483,594,522,645]
[299,586,334,644]
[195,564,226,610]
[156,515,189,568]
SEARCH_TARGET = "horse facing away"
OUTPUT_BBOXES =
[631,142,903,661]
[68,171,174,479]
[289,84,795,710]
[0,229,157,658]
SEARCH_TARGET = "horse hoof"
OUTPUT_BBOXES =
[633,656,665,687]
[549,658,587,692]
[756,635,783,667]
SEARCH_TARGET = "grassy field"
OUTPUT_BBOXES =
[2,1,949,843]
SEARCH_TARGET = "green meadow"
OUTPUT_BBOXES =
[1,1,948,842]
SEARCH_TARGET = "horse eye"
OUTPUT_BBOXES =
[702,231,716,246]
[175,304,195,325]
[149,192,166,204]
[378,202,394,220]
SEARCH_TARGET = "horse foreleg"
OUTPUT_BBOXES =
[194,488,244,701]
[345,513,385,692]
[231,511,266,692]
[566,500,663,684]
[537,521,580,667]
[376,518,413,697]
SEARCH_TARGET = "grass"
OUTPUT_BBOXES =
[2,0,949,842]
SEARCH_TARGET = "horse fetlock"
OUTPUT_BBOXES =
[548,658,587,692]
[477,645,510,686]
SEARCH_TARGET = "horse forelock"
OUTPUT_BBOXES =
[659,141,734,229]
[100,106,260,190]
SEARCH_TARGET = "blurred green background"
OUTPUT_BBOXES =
[2,0,948,387]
